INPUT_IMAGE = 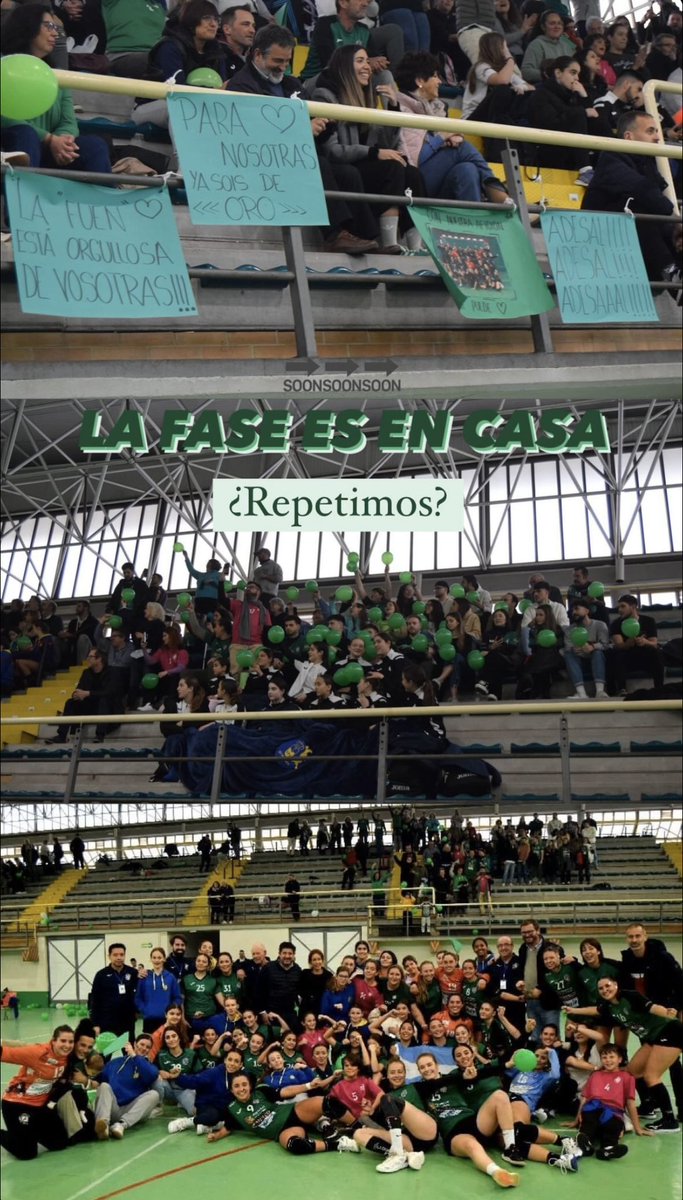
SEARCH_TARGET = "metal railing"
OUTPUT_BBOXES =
[368,895,683,937]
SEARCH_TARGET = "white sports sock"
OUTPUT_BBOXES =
[595,683,606,695]
[502,1128,515,1149]
[486,1163,500,1177]
[404,227,422,251]
[379,215,399,247]
[574,684,587,697]
[389,1127,404,1156]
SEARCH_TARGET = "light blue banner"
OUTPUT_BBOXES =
[168,91,328,226]
[5,173,196,319]
[541,210,658,324]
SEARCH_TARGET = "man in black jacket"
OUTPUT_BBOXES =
[89,943,138,1041]
[220,5,255,81]
[46,649,120,743]
[621,921,683,1120]
[582,109,675,279]
[107,562,149,628]
[516,919,565,1043]
[263,941,302,1031]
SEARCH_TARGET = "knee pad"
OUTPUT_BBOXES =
[286,1135,316,1156]
[514,1121,539,1143]
[323,1096,347,1121]
[379,1094,405,1125]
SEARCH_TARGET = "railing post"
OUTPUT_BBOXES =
[500,144,554,354]
[559,711,572,810]
[210,722,228,803]
[376,718,388,805]
[281,227,318,358]
[63,724,85,802]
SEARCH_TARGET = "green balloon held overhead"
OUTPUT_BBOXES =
[587,581,605,599]
[439,644,456,662]
[450,584,465,598]
[368,607,383,623]
[326,629,342,646]
[412,601,426,615]
[306,629,325,645]
[174,542,184,553]
[388,613,405,630]
[224,580,234,592]
[536,629,557,648]
[186,67,224,88]
[621,617,640,639]
[108,615,123,629]
[0,55,58,120]
[436,905,443,913]
[268,625,285,644]
[513,1048,538,1073]
[305,581,319,592]
[286,586,300,602]
[141,673,159,690]
[381,552,394,565]
[451,939,462,953]
[411,634,429,653]
[345,562,356,574]
[570,626,589,647]
[336,585,353,603]
[348,552,359,567]
[398,571,413,584]
[236,580,247,591]
[467,650,485,670]
[177,592,191,608]
[236,650,254,669]
[179,611,191,622]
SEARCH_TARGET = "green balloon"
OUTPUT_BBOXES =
[411,634,429,653]
[333,668,350,687]
[306,580,319,592]
[435,627,452,644]
[179,610,191,622]
[570,626,589,647]
[177,592,191,608]
[495,600,508,611]
[368,607,383,623]
[121,588,135,604]
[466,591,480,605]
[1,55,58,120]
[41,1012,50,1021]
[450,584,465,598]
[389,613,405,630]
[412,601,426,615]
[328,648,338,663]
[108,615,123,629]
[224,580,234,592]
[587,581,605,599]
[268,625,285,644]
[174,542,184,552]
[186,67,224,88]
[141,673,159,690]
[236,650,254,669]
[400,882,407,890]
[348,553,359,566]
[536,629,557,648]
[345,562,356,574]
[436,905,443,913]
[621,617,640,638]
[381,552,394,565]
[326,629,342,646]
[236,580,247,591]
[345,663,364,684]
[517,599,533,614]
[336,585,353,603]
[306,629,325,644]
[513,1048,538,1073]
[364,643,377,660]
[286,586,300,602]
[17,635,33,649]
[467,650,485,670]
[399,571,413,584]
[439,644,457,662]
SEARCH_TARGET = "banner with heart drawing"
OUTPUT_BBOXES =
[168,91,328,227]
[5,172,197,319]
[409,203,554,320]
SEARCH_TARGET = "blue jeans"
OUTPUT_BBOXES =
[153,1079,196,1116]
[418,138,495,202]
[563,646,606,686]
[502,860,516,884]
[381,9,430,51]
[1,124,111,173]
[526,998,561,1043]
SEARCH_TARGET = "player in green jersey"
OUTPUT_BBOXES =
[346,1058,437,1169]
[213,1072,356,1155]
[542,946,582,1010]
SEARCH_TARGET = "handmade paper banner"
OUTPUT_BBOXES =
[5,173,196,319]
[541,210,659,324]
[168,91,328,226]
[409,204,554,319]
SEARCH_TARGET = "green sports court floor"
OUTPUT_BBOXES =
[2,1011,681,1200]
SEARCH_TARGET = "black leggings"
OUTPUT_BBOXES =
[0,1100,69,1160]
[354,158,425,232]
[580,1108,624,1148]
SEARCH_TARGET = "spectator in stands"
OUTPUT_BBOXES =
[151,672,210,782]
[94,618,132,705]
[107,562,149,630]
[1,6,111,173]
[461,31,534,120]
[455,0,497,64]
[604,18,647,76]
[69,834,86,869]
[223,580,271,675]
[283,873,302,920]
[64,601,97,666]
[252,546,283,602]
[521,9,577,81]
[521,581,569,636]
[101,0,166,77]
[147,572,167,607]
[566,564,608,621]
[563,597,608,698]
[593,71,644,134]
[46,647,119,744]
[494,0,534,60]
[517,604,564,698]
[225,22,297,93]
[529,55,610,169]
[312,46,426,254]
[137,627,189,712]
[378,0,430,53]
[608,592,665,694]
[582,31,616,88]
[427,0,470,88]
[89,942,138,1041]
[301,0,405,83]
[94,1033,160,1140]
[474,607,520,700]
[220,5,255,78]
[525,572,564,604]
[11,619,56,685]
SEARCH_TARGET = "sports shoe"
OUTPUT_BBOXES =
[110,1122,125,1139]
[406,1151,425,1170]
[532,1108,548,1124]
[575,166,594,187]
[549,1152,579,1173]
[150,1105,164,1118]
[491,1168,520,1188]
[576,1132,594,1156]
[336,1135,361,1153]
[561,1136,583,1158]
[596,1144,628,1160]
[95,1118,109,1140]
[502,1146,526,1166]
[315,1117,336,1138]
[168,1117,194,1133]
[137,702,157,712]
[475,680,490,697]
[196,1123,211,1135]
[376,1153,409,1173]
[647,1117,680,1132]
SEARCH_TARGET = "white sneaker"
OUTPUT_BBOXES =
[137,702,157,712]
[550,1152,579,1173]
[571,692,589,700]
[337,1135,360,1153]
[376,1154,409,1173]
[168,1117,194,1133]
[407,1151,425,1170]
[561,1137,582,1158]
[475,680,489,697]
[150,1105,164,1118]
[110,1122,125,1139]
[532,1109,548,1124]
[195,1123,210,1135]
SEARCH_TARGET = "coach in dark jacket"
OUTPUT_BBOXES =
[582,108,675,279]
[517,920,565,1042]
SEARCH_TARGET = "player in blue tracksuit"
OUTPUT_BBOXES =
[135,949,183,1033]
